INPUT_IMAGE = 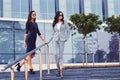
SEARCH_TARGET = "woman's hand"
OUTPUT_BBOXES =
[24,41,27,47]
[39,35,47,44]
[43,39,47,44]
[24,34,28,47]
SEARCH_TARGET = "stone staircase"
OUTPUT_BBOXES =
[0,67,120,80]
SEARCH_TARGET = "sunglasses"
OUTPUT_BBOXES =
[59,12,63,16]
[32,14,36,16]
[59,14,63,16]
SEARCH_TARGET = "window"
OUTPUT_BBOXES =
[66,0,79,18]
[40,0,55,20]
[11,0,29,18]
[0,0,3,17]
[84,0,103,20]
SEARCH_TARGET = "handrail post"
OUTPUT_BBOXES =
[85,38,88,66]
[39,49,42,80]
[25,60,28,80]
[92,37,94,67]
[46,45,50,74]
[118,37,120,64]
[11,67,14,80]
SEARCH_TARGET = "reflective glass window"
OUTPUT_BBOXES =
[15,30,25,54]
[0,20,26,63]
[66,0,79,18]
[0,29,13,53]
[113,0,120,16]
[40,0,55,20]
[84,0,103,20]
[0,0,2,17]
[108,0,114,16]
[11,0,29,18]
[14,21,26,53]
[59,0,79,19]
[107,0,120,17]
[0,20,15,63]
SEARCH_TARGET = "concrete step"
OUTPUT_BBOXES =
[0,67,120,80]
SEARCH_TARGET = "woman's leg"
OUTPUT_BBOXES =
[16,58,26,72]
[19,60,25,66]
[55,55,60,71]
[18,54,34,69]
[26,54,35,74]
[59,41,65,77]
[26,54,34,69]
[54,41,61,71]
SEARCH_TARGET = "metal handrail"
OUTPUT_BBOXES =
[0,36,53,71]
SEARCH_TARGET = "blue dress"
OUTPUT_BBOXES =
[25,22,41,54]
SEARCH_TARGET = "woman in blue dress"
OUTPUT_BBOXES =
[16,10,47,74]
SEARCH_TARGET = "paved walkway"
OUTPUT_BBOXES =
[0,66,120,80]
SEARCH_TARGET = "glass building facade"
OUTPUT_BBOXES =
[0,0,120,64]
[107,0,120,17]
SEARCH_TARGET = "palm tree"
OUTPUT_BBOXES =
[69,13,102,65]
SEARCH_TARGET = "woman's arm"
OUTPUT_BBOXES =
[24,33,28,47]
[65,21,70,40]
[39,35,47,44]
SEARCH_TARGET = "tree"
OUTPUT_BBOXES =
[104,15,120,62]
[104,15,120,35]
[69,13,102,64]
[69,13,102,38]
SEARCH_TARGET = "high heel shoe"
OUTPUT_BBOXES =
[15,63,21,72]
[58,70,63,78]
[58,70,60,76]
[29,69,35,74]
[60,71,63,78]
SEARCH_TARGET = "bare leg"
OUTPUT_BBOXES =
[55,55,60,71]
[59,66,63,77]
[59,41,65,78]
[25,54,35,74]
[26,54,34,69]
[19,60,25,67]
[55,55,63,77]
[19,54,34,68]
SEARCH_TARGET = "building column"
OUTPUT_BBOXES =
[79,0,84,13]
[102,0,108,21]
[55,0,59,12]
[28,0,32,12]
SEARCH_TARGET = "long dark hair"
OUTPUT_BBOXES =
[26,10,36,23]
[52,11,64,28]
